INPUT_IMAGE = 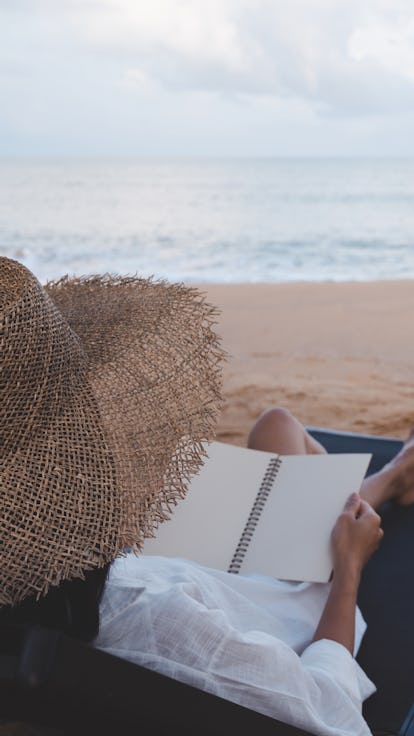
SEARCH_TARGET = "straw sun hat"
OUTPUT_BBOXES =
[0,257,225,607]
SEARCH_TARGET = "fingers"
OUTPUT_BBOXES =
[352,498,384,549]
[343,492,361,515]
[356,498,378,519]
[343,493,380,521]
[333,493,384,573]
[341,493,383,548]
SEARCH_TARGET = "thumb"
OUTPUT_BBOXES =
[343,492,361,514]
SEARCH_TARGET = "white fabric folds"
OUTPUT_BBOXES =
[95,555,375,736]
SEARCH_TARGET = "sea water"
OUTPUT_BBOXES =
[1,157,414,283]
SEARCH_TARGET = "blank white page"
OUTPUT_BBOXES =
[241,453,371,582]
[143,442,275,570]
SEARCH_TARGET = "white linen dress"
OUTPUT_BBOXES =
[94,554,375,736]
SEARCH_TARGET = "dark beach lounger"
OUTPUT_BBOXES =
[1,429,413,736]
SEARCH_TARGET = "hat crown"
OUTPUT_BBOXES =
[0,257,26,309]
[0,258,84,446]
[0,258,224,606]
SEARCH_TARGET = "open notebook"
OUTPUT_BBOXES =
[143,442,371,583]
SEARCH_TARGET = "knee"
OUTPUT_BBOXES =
[247,407,297,447]
[257,407,296,430]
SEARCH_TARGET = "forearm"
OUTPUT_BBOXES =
[311,566,360,654]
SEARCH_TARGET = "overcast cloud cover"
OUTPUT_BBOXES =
[2,0,414,156]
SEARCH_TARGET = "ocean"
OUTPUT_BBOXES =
[1,157,414,284]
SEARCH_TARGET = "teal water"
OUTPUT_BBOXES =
[1,158,414,283]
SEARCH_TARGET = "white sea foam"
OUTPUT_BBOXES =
[1,158,414,283]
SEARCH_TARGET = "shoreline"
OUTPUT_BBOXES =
[197,280,414,446]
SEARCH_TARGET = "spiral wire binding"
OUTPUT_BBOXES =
[228,456,282,574]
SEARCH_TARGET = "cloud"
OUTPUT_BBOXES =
[48,0,414,115]
[66,0,246,70]
[349,14,414,83]
[2,0,414,157]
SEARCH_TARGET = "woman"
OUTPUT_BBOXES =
[2,257,413,735]
[94,409,414,736]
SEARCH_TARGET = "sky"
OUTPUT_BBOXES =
[2,0,414,157]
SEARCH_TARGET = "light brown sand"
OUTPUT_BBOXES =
[199,281,414,446]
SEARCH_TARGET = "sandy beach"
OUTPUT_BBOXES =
[200,281,414,446]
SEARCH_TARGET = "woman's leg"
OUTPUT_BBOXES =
[361,432,414,509]
[247,407,326,455]
[247,407,414,511]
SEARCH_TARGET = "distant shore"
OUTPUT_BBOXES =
[199,280,414,446]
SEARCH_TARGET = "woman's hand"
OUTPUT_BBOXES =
[312,493,383,653]
[331,492,383,579]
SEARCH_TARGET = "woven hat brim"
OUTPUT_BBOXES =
[1,263,225,606]
[45,274,225,550]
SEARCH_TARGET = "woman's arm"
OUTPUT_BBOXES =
[312,492,383,654]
